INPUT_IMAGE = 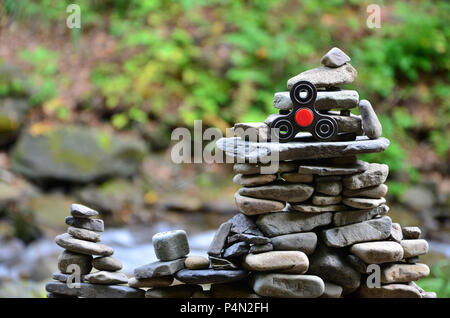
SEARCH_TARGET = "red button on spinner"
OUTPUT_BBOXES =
[295,108,314,127]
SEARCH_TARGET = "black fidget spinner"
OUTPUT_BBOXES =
[269,81,338,143]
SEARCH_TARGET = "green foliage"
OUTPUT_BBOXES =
[416,260,450,298]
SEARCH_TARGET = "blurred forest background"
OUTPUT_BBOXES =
[0,0,448,297]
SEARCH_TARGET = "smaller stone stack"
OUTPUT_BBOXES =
[45,204,144,298]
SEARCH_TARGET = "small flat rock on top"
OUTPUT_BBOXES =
[298,160,368,176]
[216,136,389,163]
[287,63,357,89]
[273,90,359,111]
[321,47,351,68]
[70,203,99,218]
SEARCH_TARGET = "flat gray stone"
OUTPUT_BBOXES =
[251,273,325,298]
[233,173,277,186]
[238,183,314,203]
[291,203,346,213]
[134,258,185,279]
[128,276,174,288]
[228,233,270,245]
[390,223,403,242]
[321,281,343,298]
[256,211,332,237]
[228,213,264,237]
[45,281,144,298]
[402,227,421,239]
[400,239,429,258]
[273,90,359,111]
[243,251,309,274]
[57,250,93,275]
[298,160,368,176]
[342,184,388,198]
[312,195,341,205]
[333,204,389,226]
[175,269,248,284]
[145,284,202,298]
[52,271,85,283]
[70,203,99,218]
[216,136,390,163]
[208,222,232,256]
[281,172,314,183]
[271,232,317,255]
[381,263,430,283]
[287,63,357,89]
[249,243,274,254]
[233,162,297,175]
[223,242,249,258]
[234,192,285,215]
[65,216,104,232]
[307,242,361,292]
[67,226,101,242]
[359,100,382,139]
[92,256,123,271]
[322,216,392,248]
[350,241,404,264]
[316,180,342,196]
[84,271,128,285]
[342,163,389,190]
[321,47,351,67]
[55,233,113,256]
[342,197,386,209]
[152,230,190,261]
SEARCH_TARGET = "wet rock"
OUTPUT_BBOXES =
[11,125,147,183]
[400,239,429,258]
[233,173,277,187]
[238,183,314,203]
[185,256,210,270]
[92,256,123,271]
[55,233,113,256]
[175,269,248,284]
[256,211,333,237]
[84,271,128,285]
[57,250,93,275]
[234,192,285,215]
[320,47,351,68]
[342,163,389,190]
[342,197,386,209]
[271,232,317,255]
[67,226,101,243]
[45,281,144,298]
[252,273,324,298]
[152,230,190,261]
[243,251,309,274]
[287,63,357,89]
[359,100,382,139]
[381,263,430,283]
[333,204,389,226]
[350,242,403,264]
[65,216,104,232]
[342,184,388,198]
[134,259,185,279]
[322,216,392,248]
[128,276,173,288]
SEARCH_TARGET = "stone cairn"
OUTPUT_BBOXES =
[45,204,144,298]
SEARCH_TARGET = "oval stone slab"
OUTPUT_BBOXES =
[55,233,113,256]
[273,90,358,111]
[350,241,403,264]
[343,184,388,199]
[381,263,430,283]
[65,216,104,232]
[342,197,386,209]
[84,271,128,285]
[251,273,325,298]
[287,63,357,89]
[238,183,314,203]
[342,163,389,190]
[233,162,297,175]
[70,203,99,218]
[242,251,309,274]
[233,173,277,187]
[359,283,421,298]
[298,160,368,176]
[400,239,429,258]
[134,259,185,279]
[67,226,101,242]
[271,232,317,255]
[175,269,248,284]
[185,256,210,270]
[235,193,285,215]
[92,256,123,271]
